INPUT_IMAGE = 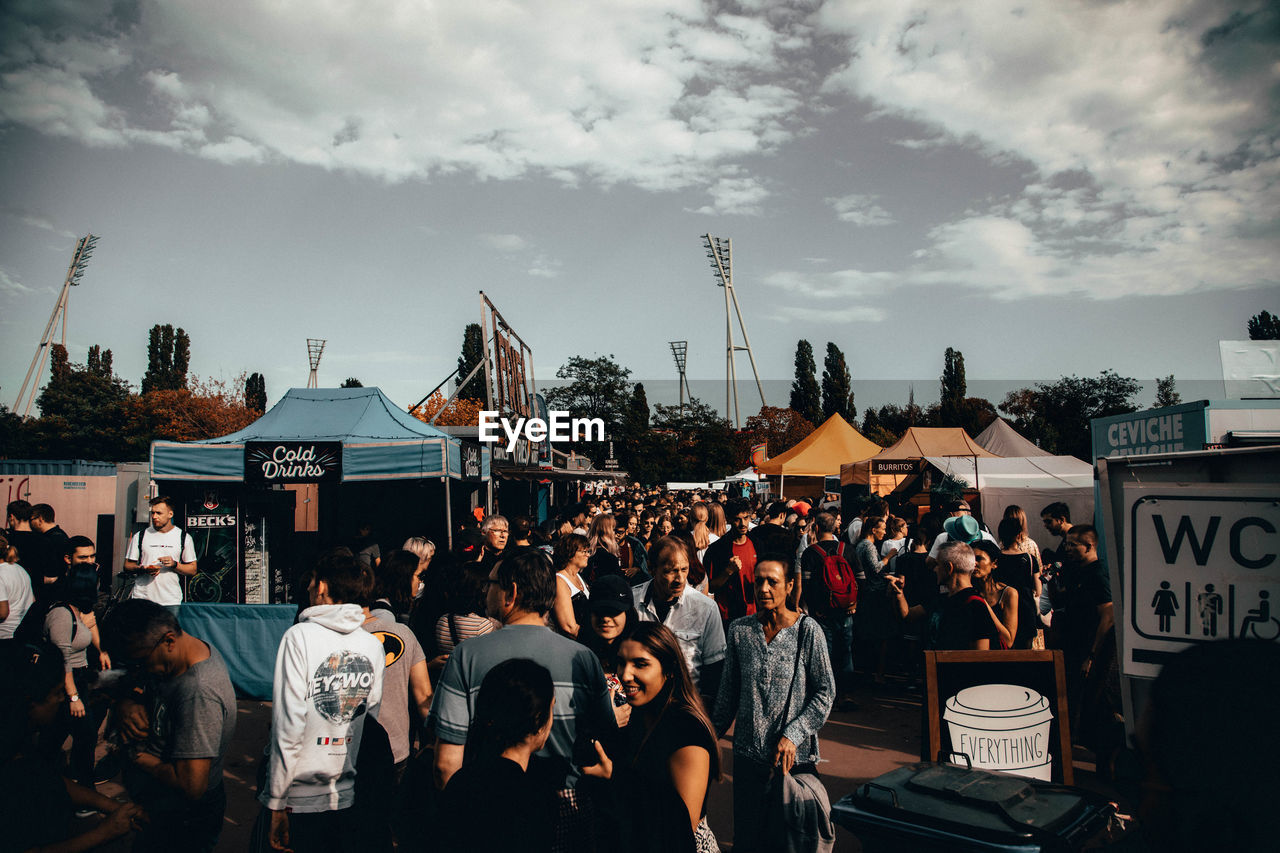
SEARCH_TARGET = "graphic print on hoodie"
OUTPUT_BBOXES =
[260,603,385,813]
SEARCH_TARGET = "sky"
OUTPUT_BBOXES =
[1,0,1277,423]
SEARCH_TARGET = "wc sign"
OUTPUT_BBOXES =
[1125,485,1279,678]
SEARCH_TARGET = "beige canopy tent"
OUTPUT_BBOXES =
[756,413,882,498]
[974,417,1051,457]
[841,426,999,496]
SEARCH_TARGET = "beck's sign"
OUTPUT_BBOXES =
[245,442,342,484]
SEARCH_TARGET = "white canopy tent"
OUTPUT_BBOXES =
[924,455,1094,554]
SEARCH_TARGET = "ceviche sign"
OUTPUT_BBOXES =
[245,442,343,484]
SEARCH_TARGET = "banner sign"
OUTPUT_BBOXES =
[245,442,342,483]
[750,442,768,467]
[461,443,483,481]
[871,459,923,476]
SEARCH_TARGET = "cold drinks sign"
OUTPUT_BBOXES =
[245,442,342,484]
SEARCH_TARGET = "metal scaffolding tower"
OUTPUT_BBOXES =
[669,341,692,414]
[13,234,98,420]
[702,234,766,428]
[306,339,326,388]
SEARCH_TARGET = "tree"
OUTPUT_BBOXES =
[543,355,633,462]
[456,322,486,402]
[410,391,484,427]
[142,374,259,442]
[1154,375,1181,408]
[789,340,822,426]
[141,324,190,393]
[999,370,1140,460]
[741,406,815,461]
[939,347,966,427]
[245,372,267,413]
[1248,310,1280,340]
[820,342,854,422]
[32,344,142,461]
[646,397,736,482]
[340,377,363,388]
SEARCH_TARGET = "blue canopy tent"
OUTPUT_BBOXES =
[147,388,490,698]
[151,387,487,482]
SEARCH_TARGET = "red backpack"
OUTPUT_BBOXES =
[821,542,859,611]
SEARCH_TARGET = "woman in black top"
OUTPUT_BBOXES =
[587,622,721,853]
[440,658,555,853]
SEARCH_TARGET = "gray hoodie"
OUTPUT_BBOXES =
[260,603,385,813]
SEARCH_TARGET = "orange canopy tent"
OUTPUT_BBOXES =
[756,413,882,498]
[842,426,999,496]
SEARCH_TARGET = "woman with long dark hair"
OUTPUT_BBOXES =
[971,541,1019,649]
[440,658,555,852]
[587,622,721,852]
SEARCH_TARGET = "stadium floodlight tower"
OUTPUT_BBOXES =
[669,341,692,415]
[702,234,766,428]
[13,234,98,420]
[306,338,326,388]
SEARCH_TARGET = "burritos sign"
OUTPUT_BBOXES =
[245,442,342,484]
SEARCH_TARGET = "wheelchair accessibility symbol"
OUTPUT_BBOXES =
[1240,590,1280,641]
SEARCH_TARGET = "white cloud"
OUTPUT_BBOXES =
[828,193,895,226]
[814,0,1280,299]
[778,305,887,324]
[528,253,563,279]
[5,210,76,240]
[0,0,820,197]
[688,174,770,216]
[0,268,31,295]
[480,233,529,252]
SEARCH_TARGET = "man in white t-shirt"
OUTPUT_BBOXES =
[0,533,36,639]
[125,496,198,606]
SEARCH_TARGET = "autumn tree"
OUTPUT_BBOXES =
[245,372,267,413]
[742,406,815,460]
[1247,310,1280,340]
[456,322,486,402]
[141,324,190,393]
[410,391,485,427]
[820,343,854,423]
[789,340,822,426]
[143,374,259,442]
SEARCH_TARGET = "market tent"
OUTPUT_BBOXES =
[151,387,485,482]
[842,426,998,494]
[923,455,1094,554]
[757,414,882,497]
[975,418,1051,457]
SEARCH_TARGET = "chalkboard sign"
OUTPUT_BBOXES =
[924,650,1074,785]
[245,441,342,484]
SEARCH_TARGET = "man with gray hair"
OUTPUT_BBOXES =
[478,514,509,572]
[890,541,1002,651]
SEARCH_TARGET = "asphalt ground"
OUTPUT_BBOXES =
[80,670,1125,852]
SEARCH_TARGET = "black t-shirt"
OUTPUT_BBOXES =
[618,708,717,852]
[933,588,1001,650]
[440,756,554,853]
[895,551,938,610]
[995,552,1039,649]
[1060,560,1111,661]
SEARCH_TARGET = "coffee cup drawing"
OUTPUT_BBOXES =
[943,684,1054,780]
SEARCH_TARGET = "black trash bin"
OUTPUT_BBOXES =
[831,762,1114,853]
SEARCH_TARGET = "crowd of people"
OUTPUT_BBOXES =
[1,488,1270,852]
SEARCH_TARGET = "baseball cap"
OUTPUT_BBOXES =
[590,574,633,615]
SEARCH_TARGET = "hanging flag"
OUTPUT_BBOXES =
[750,442,768,468]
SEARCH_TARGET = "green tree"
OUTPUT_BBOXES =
[456,322,486,402]
[648,397,736,482]
[999,370,1140,460]
[141,324,190,393]
[544,354,633,463]
[340,377,364,388]
[32,344,143,461]
[939,347,966,427]
[789,339,822,426]
[1247,310,1280,340]
[245,372,267,413]
[1154,375,1181,408]
[615,383,651,475]
[820,342,854,422]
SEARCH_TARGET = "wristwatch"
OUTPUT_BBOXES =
[70,694,81,703]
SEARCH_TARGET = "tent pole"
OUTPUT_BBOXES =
[780,473,785,500]
[444,476,453,550]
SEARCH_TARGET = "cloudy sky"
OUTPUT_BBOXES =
[2,0,1276,419]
